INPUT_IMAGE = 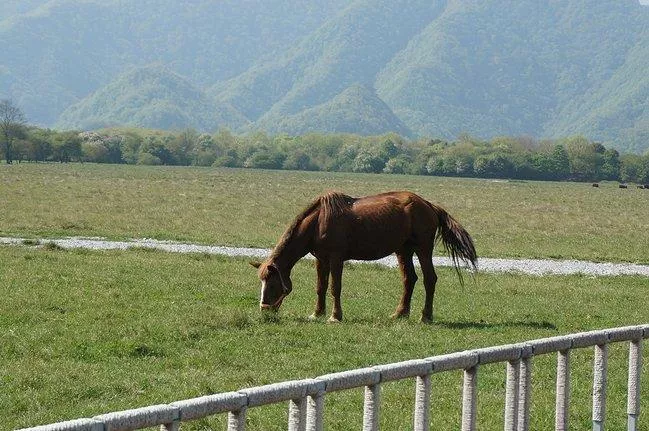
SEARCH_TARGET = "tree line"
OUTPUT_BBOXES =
[1,95,648,184]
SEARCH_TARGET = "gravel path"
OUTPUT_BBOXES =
[2,236,648,277]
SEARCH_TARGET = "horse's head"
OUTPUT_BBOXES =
[251,261,293,311]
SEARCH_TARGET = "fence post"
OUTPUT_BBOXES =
[306,391,324,431]
[555,349,570,431]
[592,343,608,431]
[462,366,478,431]
[517,351,533,431]
[228,407,247,431]
[504,359,521,431]
[289,398,308,431]
[627,339,642,431]
[413,374,431,431]
[363,383,381,431]
[161,421,179,431]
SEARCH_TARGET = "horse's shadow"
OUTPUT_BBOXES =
[435,319,557,331]
[289,316,557,331]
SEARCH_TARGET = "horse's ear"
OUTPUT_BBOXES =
[249,261,262,269]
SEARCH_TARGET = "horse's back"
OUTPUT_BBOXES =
[326,191,436,260]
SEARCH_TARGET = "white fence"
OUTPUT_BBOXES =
[19,325,648,431]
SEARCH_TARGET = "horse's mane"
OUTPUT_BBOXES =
[320,191,354,224]
[269,191,353,260]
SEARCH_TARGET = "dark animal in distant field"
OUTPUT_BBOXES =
[619,184,628,189]
[644,184,649,189]
[592,183,599,187]
[251,191,477,323]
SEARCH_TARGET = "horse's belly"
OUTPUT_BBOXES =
[345,235,406,261]
[346,249,393,261]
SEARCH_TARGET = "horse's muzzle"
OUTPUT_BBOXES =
[260,294,286,311]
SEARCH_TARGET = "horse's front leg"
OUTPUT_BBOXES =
[328,257,344,323]
[309,257,330,320]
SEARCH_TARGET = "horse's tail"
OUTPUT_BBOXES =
[430,203,478,283]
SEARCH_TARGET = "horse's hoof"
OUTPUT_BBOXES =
[327,316,342,324]
[420,316,433,324]
[308,313,322,321]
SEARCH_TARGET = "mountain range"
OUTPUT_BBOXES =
[2,0,649,153]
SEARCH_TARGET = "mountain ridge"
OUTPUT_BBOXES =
[2,0,649,152]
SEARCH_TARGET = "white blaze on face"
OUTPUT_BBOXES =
[260,279,267,306]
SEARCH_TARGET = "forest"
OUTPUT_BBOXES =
[5,126,649,184]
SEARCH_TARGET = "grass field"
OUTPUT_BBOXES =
[1,163,649,429]
[2,246,649,430]
[1,163,648,262]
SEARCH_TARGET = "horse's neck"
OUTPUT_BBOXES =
[272,216,314,270]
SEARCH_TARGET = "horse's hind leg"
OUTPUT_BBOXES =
[328,256,344,323]
[416,247,438,323]
[309,257,330,320]
[392,251,417,319]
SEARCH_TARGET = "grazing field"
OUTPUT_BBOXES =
[1,163,648,262]
[2,163,649,429]
[2,246,649,430]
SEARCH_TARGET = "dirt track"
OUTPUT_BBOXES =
[2,236,648,277]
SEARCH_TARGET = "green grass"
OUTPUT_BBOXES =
[2,163,649,429]
[2,246,649,430]
[1,163,648,262]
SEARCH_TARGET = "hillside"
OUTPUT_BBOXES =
[55,66,247,131]
[375,0,649,141]
[257,84,413,136]
[3,0,649,152]
[0,0,347,124]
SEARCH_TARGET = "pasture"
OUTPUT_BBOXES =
[1,163,648,262]
[2,246,649,430]
[1,163,649,429]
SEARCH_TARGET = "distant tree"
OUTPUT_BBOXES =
[168,128,198,165]
[25,128,53,161]
[243,148,285,169]
[638,155,649,184]
[0,99,27,164]
[619,154,643,183]
[119,132,143,164]
[139,136,174,165]
[447,143,475,176]
[352,148,385,173]
[330,143,358,172]
[79,132,123,163]
[283,150,317,171]
[549,144,571,179]
[374,139,399,162]
[81,140,109,162]
[563,136,598,181]
[473,152,514,178]
[212,148,240,167]
[600,148,621,181]
[383,155,411,174]
[192,134,220,166]
[51,131,82,162]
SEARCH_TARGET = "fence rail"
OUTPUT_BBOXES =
[19,324,649,431]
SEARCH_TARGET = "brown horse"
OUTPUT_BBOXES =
[252,191,477,323]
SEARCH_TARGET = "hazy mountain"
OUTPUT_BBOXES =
[3,0,649,152]
[258,84,412,137]
[0,0,49,20]
[0,0,347,124]
[374,0,649,142]
[218,0,447,124]
[56,66,248,131]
